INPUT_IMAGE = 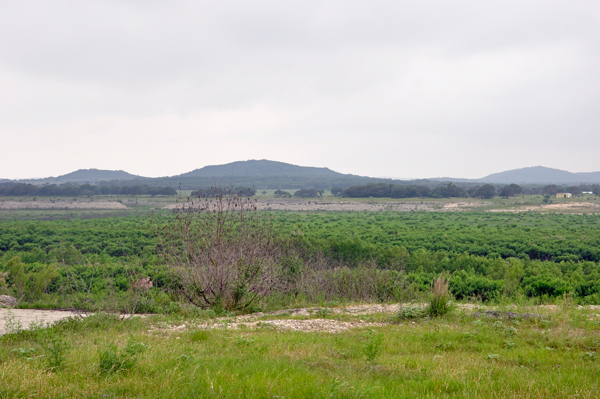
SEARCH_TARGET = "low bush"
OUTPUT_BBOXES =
[450,270,504,302]
[98,339,148,375]
[363,329,384,361]
[396,305,426,320]
[43,333,70,371]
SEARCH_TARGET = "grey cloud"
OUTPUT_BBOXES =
[0,1,599,179]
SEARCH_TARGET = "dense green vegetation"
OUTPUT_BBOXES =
[3,211,600,263]
[278,212,600,303]
[1,211,600,308]
[277,212,600,263]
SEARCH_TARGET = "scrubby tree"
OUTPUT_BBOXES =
[330,187,344,196]
[431,183,466,198]
[469,184,496,199]
[565,186,582,196]
[274,189,292,198]
[234,186,257,197]
[294,188,322,198]
[499,184,523,198]
[542,185,564,195]
[159,195,282,310]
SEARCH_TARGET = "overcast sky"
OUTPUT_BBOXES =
[1,1,599,180]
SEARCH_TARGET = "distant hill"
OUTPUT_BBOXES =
[10,162,599,189]
[146,160,408,190]
[19,169,145,184]
[178,160,343,178]
[477,166,600,184]
[6,161,410,189]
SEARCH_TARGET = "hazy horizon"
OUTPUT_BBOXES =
[2,1,599,179]
[4,161,600,182]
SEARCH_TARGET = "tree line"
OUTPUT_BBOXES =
[0,183,177,197]
[540,184,600,196]
[334,183,488,199]
[333,182,600,199]
[191,186,257,197]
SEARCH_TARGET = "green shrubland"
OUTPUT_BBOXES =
[1,210,600,310]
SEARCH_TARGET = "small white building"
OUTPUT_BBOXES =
[556,193,572,198]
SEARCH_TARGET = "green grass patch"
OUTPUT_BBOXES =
[1,306,599,398]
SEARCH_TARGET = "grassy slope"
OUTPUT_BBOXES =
[1,305,599,398]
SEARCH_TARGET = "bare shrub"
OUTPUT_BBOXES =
[131,277,153,292]
[288,255,409,303]
[159,189,282,311]
[0,272,9,295]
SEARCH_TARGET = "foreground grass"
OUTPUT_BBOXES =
[1,305,600,398]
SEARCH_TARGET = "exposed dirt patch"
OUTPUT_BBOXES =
[4,303,593,336]
[164,199,486,212]
[253,199,438,212]
[249,318,384,333]
[0,309,82,336]
[150,319,384,334]
[149,304,488,334]
[265,303,485,316]
[441,202,486,210]
[0,200,128,210]
[149,302,595,335]
[543,202,600,211]
[489,202,600,213]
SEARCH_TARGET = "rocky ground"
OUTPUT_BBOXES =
[164,199,487,212]
[4,303,598,336]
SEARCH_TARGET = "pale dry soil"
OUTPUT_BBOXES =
[164,199,487,212]
[3,303,598,336]
[489,202,600,213]
[0,309,82,335]
[149,303,597,335]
